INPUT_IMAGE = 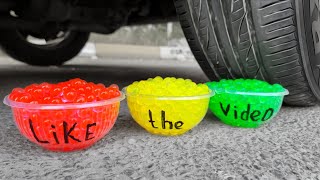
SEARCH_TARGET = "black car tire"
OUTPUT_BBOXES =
[174,0,320,106]
[0,30,90,66]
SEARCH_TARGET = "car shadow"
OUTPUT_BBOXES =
[0,64,208,90]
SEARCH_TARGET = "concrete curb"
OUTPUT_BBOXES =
[0,43,194,61]
[0,49,5,57]
[80,43,194,61]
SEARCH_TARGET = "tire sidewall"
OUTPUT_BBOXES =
[296,0,320,99]
[0,30,90,66]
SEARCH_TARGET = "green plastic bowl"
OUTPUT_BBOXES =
[208,86,289,128]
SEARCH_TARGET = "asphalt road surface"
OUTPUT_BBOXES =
[0,57,319,180]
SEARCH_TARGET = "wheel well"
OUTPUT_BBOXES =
[127,0,178,25]
[0,0,177,34]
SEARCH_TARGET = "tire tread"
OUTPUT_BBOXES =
[174,0,318,106]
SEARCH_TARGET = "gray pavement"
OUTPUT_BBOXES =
[0,56,319,180]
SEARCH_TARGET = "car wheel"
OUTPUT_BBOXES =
[0,30,90,66]
[174,0,320,106]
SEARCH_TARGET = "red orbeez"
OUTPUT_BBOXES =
[4,79,125,152]
[9,78,121,104]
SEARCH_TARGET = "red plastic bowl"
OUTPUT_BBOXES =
[3,93,125,152]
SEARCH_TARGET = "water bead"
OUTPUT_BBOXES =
[112,91,121,98]
[31,88,45,99]
[93,88,102,96]
[153,76,163,81]
[83,85,92,92]
[185,79,192,83]
[9,93,21,101]
[43,97,52,104]
[107,88,117,94]
[29,100,39,104]
[70,78,86,87]
[86,93,96,102]
[109,84,119,90]
[19,94,33,103]
[75,96,87,103]
[39,83,52,91]
[63,91,77,102]
[99,90,111,100]
[51,98,62,104]
[12,88,25,94]
[164,77,173,82]
[96,83,106,88]
[273,84,284,90]
[25,84,39,93]
[61,85,70,91]
[132,81,139,85]
[51,87,62,97]
[77,87,85,93]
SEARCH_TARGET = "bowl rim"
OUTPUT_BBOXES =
[3,92,126,110]
[214,89,289,96]
[122,87,215,100]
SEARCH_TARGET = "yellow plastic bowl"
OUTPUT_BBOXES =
[124,88,214,136]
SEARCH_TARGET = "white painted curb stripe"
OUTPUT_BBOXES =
[79,42,97,58]
[159,46,194,61]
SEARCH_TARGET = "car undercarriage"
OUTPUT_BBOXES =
[0,0,177,34]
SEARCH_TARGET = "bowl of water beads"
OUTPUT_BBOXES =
[3,78,125,152]
[124,77,214,136]
[206,79,289,128]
